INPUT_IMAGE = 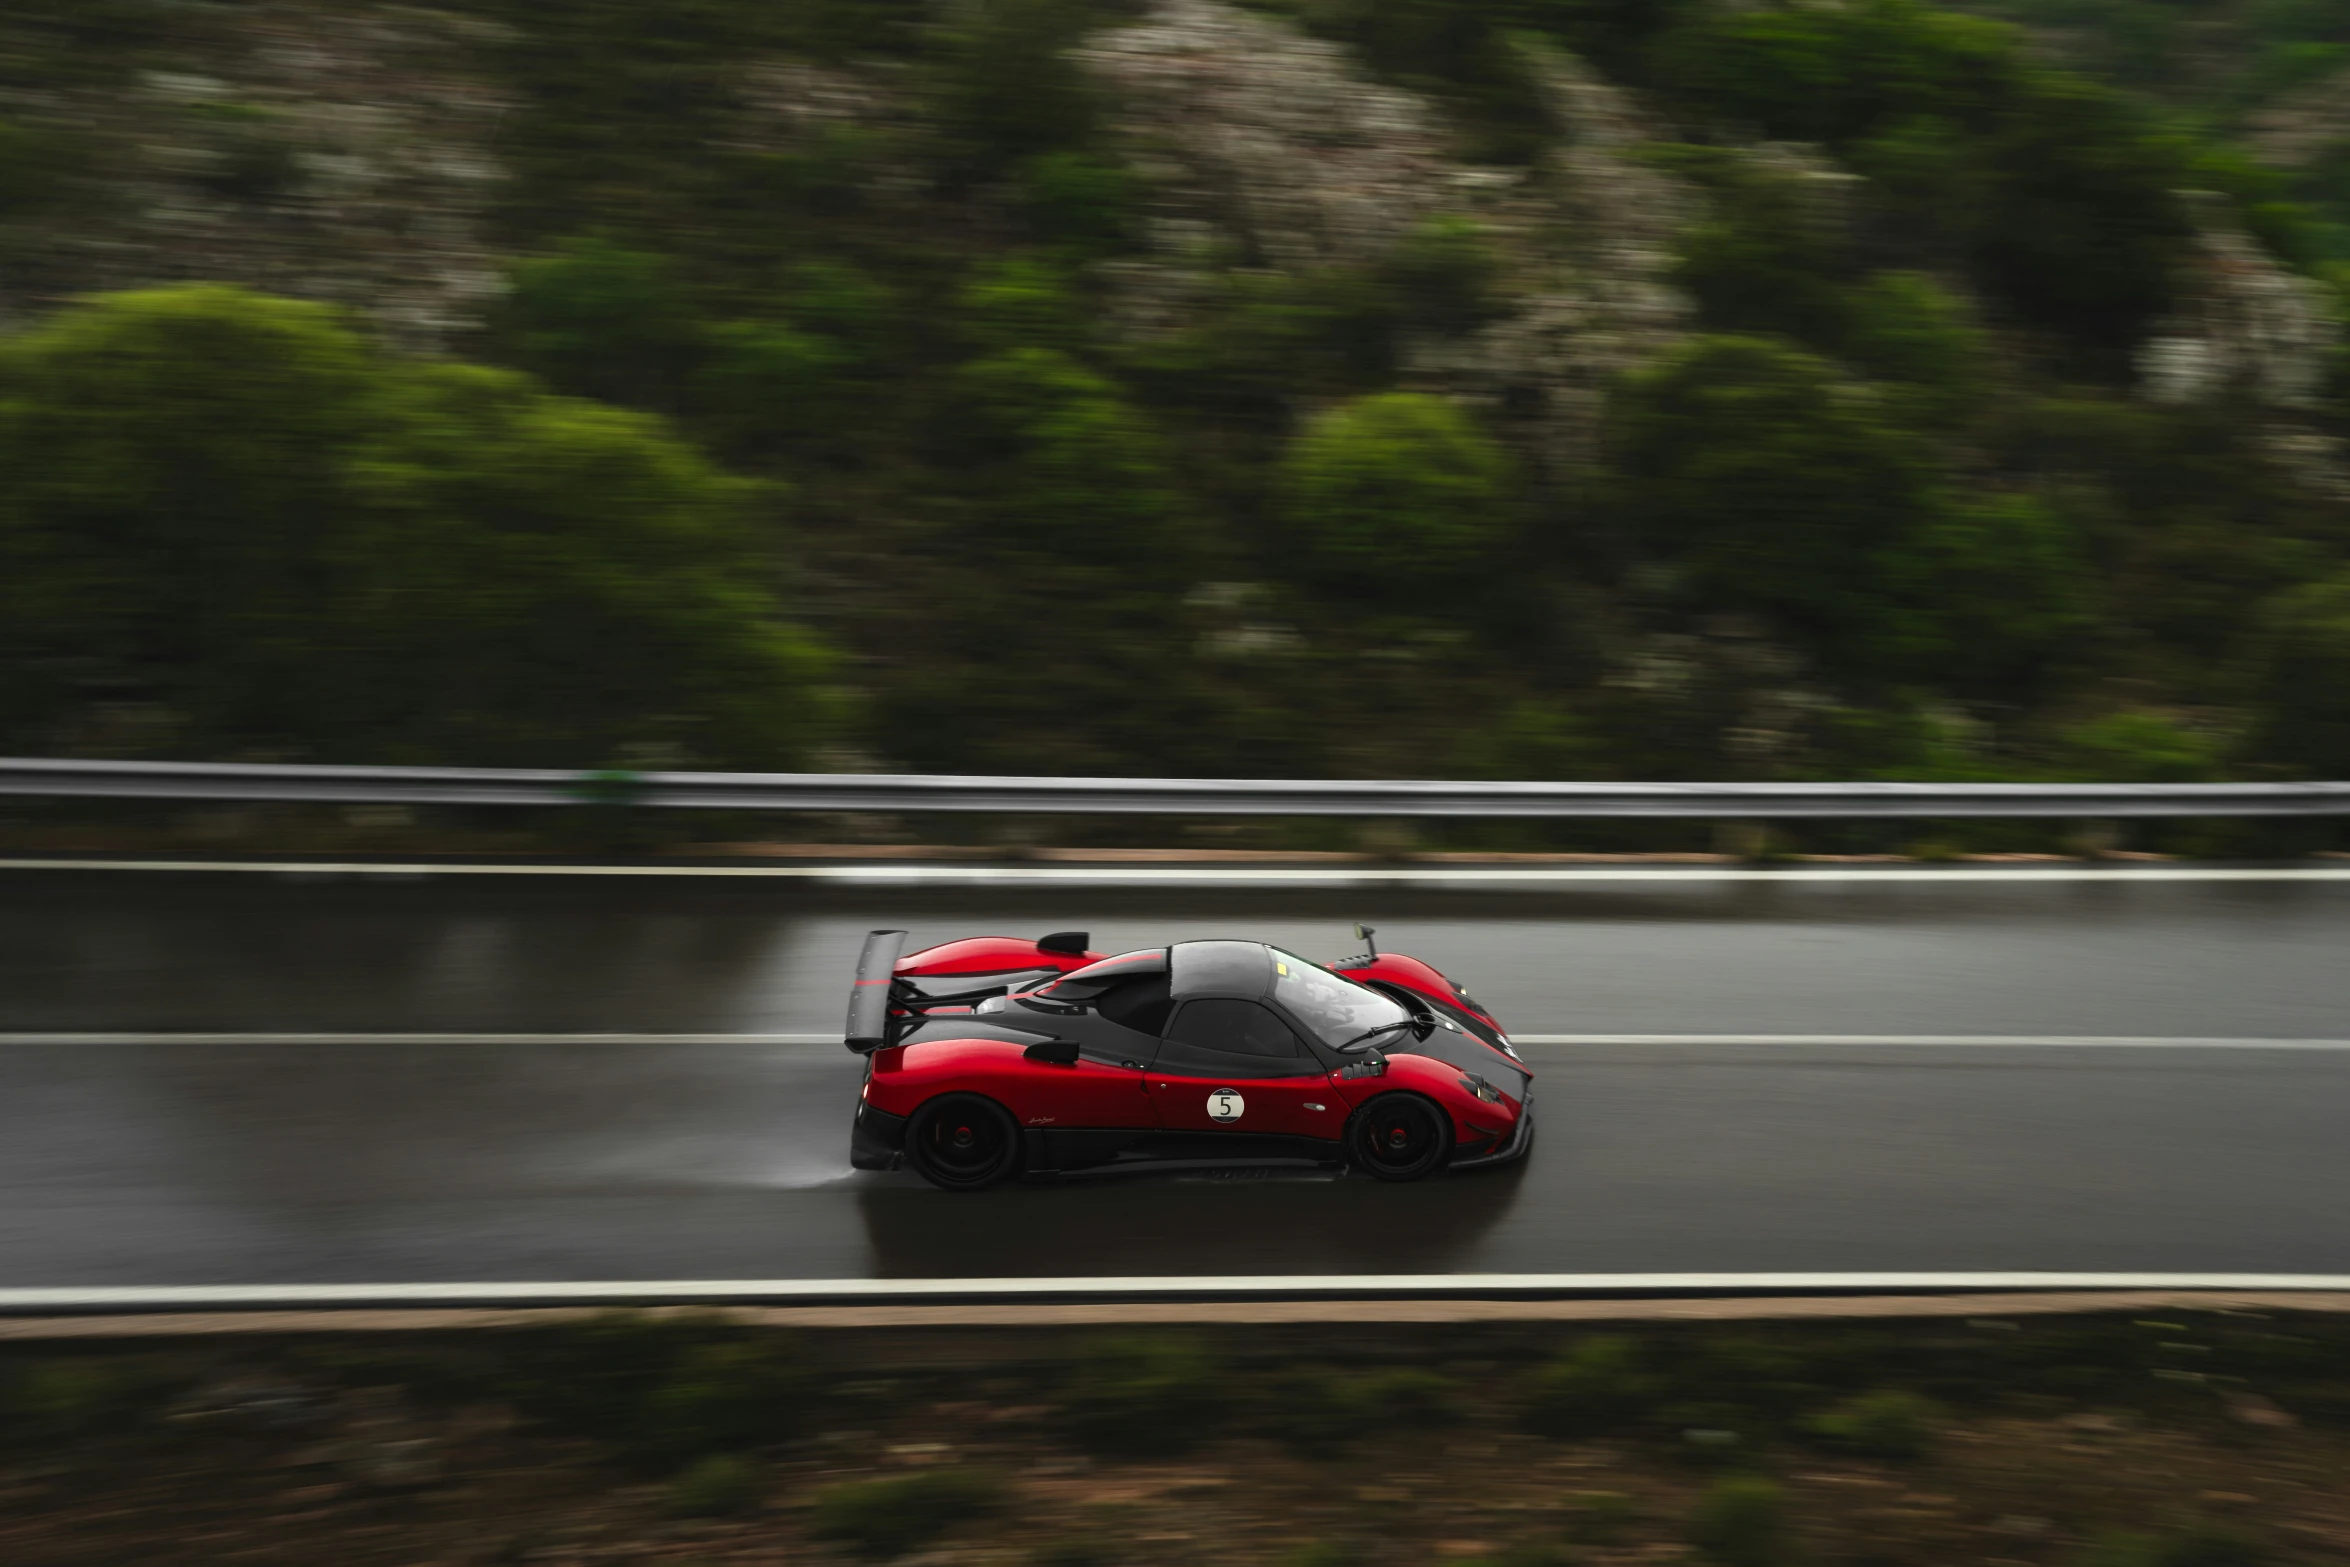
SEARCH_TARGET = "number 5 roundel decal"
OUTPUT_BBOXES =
[1206,1088,1245,1122]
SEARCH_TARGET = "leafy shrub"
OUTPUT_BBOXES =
[1264,1368,1376,1456]
[951,344,1189,570]
[1064,1335,1224,1456]
[2053,712,2221,784]
[0,285,834,770]
[2154,1525,2270,1567]
[1605,334,1936,662]
[0,116,65,217]
[498,237,704,411]
[1689,1476,1787,1567]
[189,102,301,203]
[1454,1547,1578,1567]
[1672,160,1854,346]
[810,1467,1006,1558]
[1,1358,170,1445]
[2253,573,2350,776]
[1364,1367,1465,1426]
[1650,0,2195,365]
[1801,1389,1940,1458]
[1524,1336,1654,1439]
[1033,1537,1120,1567]
[1842,271,1987,425]
[641,1340,806,1462]
[1277,1543,1368,1567]
[1294,0,1561,162]
[1385,216,1505,335]
[1566,1490,1639,1545]
[1016,151,1139,255]
[668,1453,763,1517]
[1278,391,1518,596]
[2078,1525,2271,1567]
[493,1315,803,1463]
[1874,492,2094,693]
[933,0,1102,170]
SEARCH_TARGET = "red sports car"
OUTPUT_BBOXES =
[845,926,1533,1190]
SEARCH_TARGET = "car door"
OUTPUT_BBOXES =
[1145,998,1342,1143]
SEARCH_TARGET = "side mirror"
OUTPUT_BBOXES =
[1023,1038,1081,1065]
[1352,923,1379,960]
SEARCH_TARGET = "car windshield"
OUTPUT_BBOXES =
[1269,949,1409,1049]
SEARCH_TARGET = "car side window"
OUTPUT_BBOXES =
[1156,999,1318,1079]
[1096,974,1174,1036]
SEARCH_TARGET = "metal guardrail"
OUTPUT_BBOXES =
[0,756,2346,817]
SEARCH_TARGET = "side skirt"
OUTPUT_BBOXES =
[1023,1127,1343,1173]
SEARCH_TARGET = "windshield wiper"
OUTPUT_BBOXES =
[1337,1016,1426,1052]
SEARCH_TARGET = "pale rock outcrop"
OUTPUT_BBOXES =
[2136,197,2337,409]
[4,3,513,349]
[2244,67,2350,173]
[1077,0,1456,272]
[1078,3,1700,468]
[1423,43,1698,467]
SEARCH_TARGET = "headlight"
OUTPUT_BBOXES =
[1458,1073,1503,1104]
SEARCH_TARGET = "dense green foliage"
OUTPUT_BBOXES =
[0,0,2345,810]
[1280,392,1520,595]
[0,288,830,767]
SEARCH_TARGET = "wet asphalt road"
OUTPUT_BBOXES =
[4,870,2350,1285]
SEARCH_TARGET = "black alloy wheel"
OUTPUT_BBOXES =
[1346,1093,1452,1182]
[906,1093,1023,1191]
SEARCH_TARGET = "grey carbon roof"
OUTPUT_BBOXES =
[1168,940,1274,1000]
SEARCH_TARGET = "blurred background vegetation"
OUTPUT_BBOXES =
[0,0,2346,811]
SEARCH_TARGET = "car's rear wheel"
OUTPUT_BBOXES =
[906,1093,1023,1191]
[1346,1093,1452,1182]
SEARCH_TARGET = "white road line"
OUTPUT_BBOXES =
[9,1273,2350,1311]
[0,1032,846,1046]
[1520,1034,2350,1050]
[4,857,2350,885]
[5,1032,2350,1051]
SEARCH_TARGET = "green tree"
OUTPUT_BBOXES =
[1966,74,2194,366]
[1652,0,2195,367]
[2053,710,2221,782]
[1278,391,1518,597]
[344,362,830,766]
[1876,492,2093,691]
[499,237,704,411]
[1690,1476,1787,1567]
[934,0,1103,172]
[953,345,1187,568]
[1605,334,1937,661]
[0,285,379,748]
[1842,270,1988,425]
[2252,573,2350,776]
[1385,216,1506,336]
[0,285,830,767]
[1672,160,1854,347]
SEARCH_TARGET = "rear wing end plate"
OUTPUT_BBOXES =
[844,928,909,1053]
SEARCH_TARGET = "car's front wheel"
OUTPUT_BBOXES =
[1346,1093,1453,1182]
[905,1093,1023,1191]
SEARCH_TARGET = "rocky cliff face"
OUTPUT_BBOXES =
[3,0,2335,447]
[2138,197,2336,409]
[1078,0,1697,473]
[0,3,509,348]
[1078,0,1457,273]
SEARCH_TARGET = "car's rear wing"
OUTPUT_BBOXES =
[845,928,909,1053]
